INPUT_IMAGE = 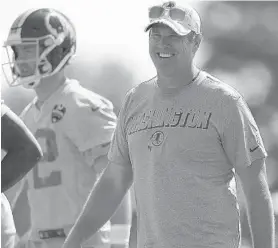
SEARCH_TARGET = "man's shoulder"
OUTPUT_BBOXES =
[200,71,242,102]
[61,79,98,104]
[136,76,157,92]
[125,76,157,101]
[60,79,114,112]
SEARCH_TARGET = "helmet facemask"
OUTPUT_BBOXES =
[2,33,74,89]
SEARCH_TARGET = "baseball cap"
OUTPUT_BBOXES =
[145,1,202,36]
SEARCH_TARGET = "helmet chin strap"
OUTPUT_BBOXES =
[22,77,41,89]
[19,64,43,89]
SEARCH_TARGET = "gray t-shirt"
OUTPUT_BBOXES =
[108,71,267,248]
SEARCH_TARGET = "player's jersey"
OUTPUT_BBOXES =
[21,79,116,235]
[108,71,268,248]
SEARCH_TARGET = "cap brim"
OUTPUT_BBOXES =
[145,19,191,36]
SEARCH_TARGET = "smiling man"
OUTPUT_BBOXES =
[62,2,274,248]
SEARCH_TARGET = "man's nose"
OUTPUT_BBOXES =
[158,36,171,47]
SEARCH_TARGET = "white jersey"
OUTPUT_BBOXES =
[20,79,116,242]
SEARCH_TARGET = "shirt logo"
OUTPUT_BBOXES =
[51,104,66,123]
[148,131,165,151]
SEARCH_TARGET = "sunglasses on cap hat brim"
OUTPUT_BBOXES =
[145,19,192,36]
[145,3,201,36]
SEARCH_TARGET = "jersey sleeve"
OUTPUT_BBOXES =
[1,102,9,117]
[221,96,267,169]
[108,90,133,166]
[63,94,117,153]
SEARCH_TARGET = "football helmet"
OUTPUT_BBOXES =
[2,8,76,89]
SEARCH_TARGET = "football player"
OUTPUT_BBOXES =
[2,8,130,248]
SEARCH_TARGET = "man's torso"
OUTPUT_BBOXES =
[126,72,241,248]
[21,80,114,241]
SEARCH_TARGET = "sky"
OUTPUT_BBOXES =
[1,0,273,106]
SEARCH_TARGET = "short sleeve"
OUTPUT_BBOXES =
[108,91,132,166]
[63,95,117,152]
[1,102,9,117]
[221,96,267,169]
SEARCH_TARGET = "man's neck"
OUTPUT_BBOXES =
[157,65,200,89]
[34,72,66,105]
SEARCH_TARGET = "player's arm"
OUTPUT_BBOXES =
[82,124,132,248]
[221,96,274,248]
[110,190,132,248]
[1,104,42,192]
[128,203,137,248]
[236,158,274,248]
[63,91,134,248]
[78,98,133,248]
[64,159,133,248]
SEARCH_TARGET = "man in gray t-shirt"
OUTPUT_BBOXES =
[63,2,274,248]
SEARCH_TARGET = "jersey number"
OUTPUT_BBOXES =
[33,128,61,189]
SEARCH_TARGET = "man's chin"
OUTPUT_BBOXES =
[155,63,177,75]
